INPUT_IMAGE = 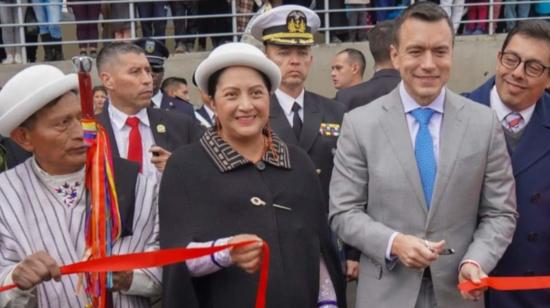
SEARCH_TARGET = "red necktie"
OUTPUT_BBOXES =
[125,117,142,171]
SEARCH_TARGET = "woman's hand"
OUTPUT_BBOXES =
[228,234,264,274]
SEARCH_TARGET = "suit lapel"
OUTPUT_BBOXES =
[97,101,120,158]
[378,89,427,214]
[269,94,299,145]
[428,91,468,223]
[511,100,550,176]
[299,91,322,152]
[147,108,171,150]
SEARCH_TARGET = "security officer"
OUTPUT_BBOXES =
[249,5,345,211]
[134,38,196,118]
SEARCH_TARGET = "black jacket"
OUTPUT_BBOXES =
[0,135,31,172]
[159,92,196,119]
[98,104,204,158]
[269,91,345,208]
[336,69,401,111]
[159,130,346,308]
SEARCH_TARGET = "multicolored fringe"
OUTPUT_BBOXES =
[82,120,121,308]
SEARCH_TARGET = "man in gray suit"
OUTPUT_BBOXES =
[329,2,518,308]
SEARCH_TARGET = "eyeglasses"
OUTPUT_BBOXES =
[499,51,550,78]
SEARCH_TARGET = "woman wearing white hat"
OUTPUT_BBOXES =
[159,42,345,308]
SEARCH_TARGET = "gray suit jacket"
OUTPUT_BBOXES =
[329,87,518,308]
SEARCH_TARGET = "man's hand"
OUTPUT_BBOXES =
[345,260,359,281]
[149,146,171,172]
[458,262,488,301]
[229,234,264,274]
[111,271,134,292]
[391,234,445,269]
[12,251,61,290]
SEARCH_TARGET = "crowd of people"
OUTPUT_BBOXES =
[0,0,549,64]
[0,1,549,308]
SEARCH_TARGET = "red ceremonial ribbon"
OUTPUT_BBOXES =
[0,241,270,308]
[458,276,550,292]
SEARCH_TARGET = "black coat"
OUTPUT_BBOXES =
[336,69,401,111]
[98,104,204,158]
[0,135,31,172]
[159,92,196,119]
[159,130,346,308]
[269,91,345,208]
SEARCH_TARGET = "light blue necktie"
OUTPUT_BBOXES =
[410,108,436,209]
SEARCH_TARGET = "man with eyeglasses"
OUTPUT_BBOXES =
[465,20,550,308]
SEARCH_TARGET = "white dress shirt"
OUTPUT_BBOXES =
[275,88,305,126]
[195,104,215,128]
[151,91,162,109]
[490,85,536,127]
[108,104,159,181]
[386,82,446,260]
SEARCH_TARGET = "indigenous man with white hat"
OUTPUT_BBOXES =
[0,65,161,307]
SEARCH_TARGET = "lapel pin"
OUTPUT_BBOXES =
[156,124,166,133]
[251,196,266,207]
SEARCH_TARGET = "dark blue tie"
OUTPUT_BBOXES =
[410,108,436,209]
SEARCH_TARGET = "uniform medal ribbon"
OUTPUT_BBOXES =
[0,241,270,308]
[458,276,550,292]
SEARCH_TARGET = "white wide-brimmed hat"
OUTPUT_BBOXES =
[194,42,281,95]
[0,65,78,136]
[249,5,320,46]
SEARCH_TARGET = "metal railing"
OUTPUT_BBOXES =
[0,0,548,63]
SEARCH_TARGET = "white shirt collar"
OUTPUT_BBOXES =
[108,103,150,131]
[490,85,536,124]
[151,91,162,108]
[203,104,214,118]
[275,88,305,116]
[399,81,445,114]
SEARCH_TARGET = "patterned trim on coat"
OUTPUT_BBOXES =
[200,128,292,172]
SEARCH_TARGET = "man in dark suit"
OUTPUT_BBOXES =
[336,20,401,111]
[250,5,345,207]
[331,48,366,91]
[96,42,202,181]
[134,38,196,118]
[464,20,550,308]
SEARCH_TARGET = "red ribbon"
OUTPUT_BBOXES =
[458,276,550,292]
[0,241,270,308]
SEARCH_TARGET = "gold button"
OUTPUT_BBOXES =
[316,169,322,175]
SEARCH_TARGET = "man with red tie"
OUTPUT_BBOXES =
[96,42,202,180]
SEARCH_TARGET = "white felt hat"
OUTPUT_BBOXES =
[0,65,78,136]
[194,42,281,94]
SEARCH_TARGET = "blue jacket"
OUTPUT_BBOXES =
[465,77,550,308]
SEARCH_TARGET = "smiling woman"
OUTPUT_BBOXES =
[159,42,346,308]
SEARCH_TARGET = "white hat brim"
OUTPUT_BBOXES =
[0,73,78,136]
[195,50,281,95]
